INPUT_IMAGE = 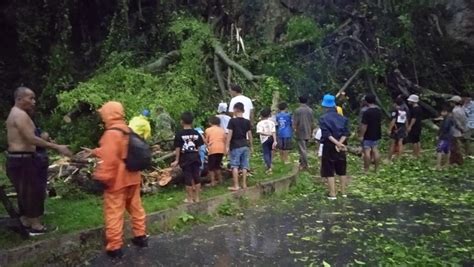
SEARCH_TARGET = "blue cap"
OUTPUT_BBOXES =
[141,109,151,117]
[321,94,336,108]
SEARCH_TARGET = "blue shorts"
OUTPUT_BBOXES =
[230,146,250,170]
[436,139,450,154]
[363,140,379,149]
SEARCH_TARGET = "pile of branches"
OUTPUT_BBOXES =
[46,148,185,197]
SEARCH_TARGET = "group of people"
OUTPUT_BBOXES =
[357,92,473,174]
[433,94,473,169]
[5,89,148,258]
[5,85,473,259]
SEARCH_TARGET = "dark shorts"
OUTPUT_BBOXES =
[208,153,223,171]
[181,162,201,186]
[391,127,407,141]
[406,128,421,144]
[436,139,450,154]
[36,153,49,188]
[277,137,292,151]
[6,153,45,218]
[321,143,347,177]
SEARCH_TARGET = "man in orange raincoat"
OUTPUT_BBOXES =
[91,101,148,258]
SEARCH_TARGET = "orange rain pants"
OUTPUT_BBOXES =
[103,184,146,251]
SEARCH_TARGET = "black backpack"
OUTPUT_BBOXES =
[108,127,152,171]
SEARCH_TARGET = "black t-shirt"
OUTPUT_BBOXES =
[173,129,204,167]
[361,107,382,141]
[410,106,423,131]
[227,117,251,149]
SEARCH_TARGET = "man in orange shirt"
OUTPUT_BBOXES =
[90,101,147,258]
[205,116,226,186]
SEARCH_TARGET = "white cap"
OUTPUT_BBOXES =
[448,95,462,103]
[407,94,419,103]
[217,102,228,113]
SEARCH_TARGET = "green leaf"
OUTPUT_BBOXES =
[323,260,331,267]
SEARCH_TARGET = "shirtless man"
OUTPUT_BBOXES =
[5,87,72,235]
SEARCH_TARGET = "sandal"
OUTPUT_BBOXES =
[29,225,58,237]
[228,187,240,191]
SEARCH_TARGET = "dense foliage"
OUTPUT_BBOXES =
[1,0,473,149]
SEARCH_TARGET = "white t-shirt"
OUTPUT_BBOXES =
[314,128,323,157]
[216,114,231,133]
[256,119,276,144]
[229,95,254,120]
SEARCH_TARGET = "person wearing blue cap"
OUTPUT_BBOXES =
[319,94,350,200]
[129,109,152,140]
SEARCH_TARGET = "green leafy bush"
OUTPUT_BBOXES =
[255,76,290,109]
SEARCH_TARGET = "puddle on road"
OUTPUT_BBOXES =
[85,194,473,267]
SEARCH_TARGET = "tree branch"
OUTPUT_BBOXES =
[392,69,439,117]
[336,67,363,96]
[366,73,390,117]
[282,38,314,48]
[214,43,265,81]
[143,50,181,74]
[213,54,227,98]
[336,36,371,54]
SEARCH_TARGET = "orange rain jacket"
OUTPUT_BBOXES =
[93,101,141,192]
[92,101,146,251]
